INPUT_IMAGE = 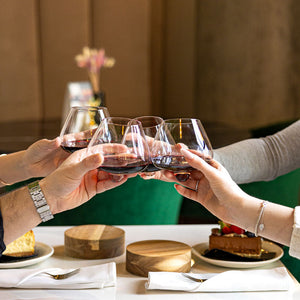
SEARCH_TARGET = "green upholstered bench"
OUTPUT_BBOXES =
[39,176,182,226]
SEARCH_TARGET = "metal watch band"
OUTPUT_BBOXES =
[28,181,54,222]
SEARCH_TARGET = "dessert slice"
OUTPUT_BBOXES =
[209,222,261,256]
[3,230,35,257]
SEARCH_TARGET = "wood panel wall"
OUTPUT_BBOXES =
[0,0,150,127]
[0,0,299,145]
[160,0,300,129]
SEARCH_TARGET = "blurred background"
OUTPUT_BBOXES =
[0,0,299,152]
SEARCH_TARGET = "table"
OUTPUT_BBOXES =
[0,225,299,299]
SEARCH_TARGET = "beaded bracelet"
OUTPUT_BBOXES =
[254,200,268,236]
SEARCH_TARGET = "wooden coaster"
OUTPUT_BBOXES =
[64,224,125,259]
[126,240,191,277]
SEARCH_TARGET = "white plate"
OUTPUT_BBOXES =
[192,240,284,269]
[0,242,54,269]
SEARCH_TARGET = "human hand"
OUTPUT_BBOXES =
[174,148,249,225]
[23,138,70,178]
[40,145,129,215]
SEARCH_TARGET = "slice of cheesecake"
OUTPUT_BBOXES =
[3,230,35,257]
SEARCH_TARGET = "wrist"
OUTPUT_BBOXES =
[27,180,54,222]
[230,192,261,233]
[39,179,59,215]
[20,150,36,178]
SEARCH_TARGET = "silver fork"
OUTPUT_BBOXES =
[181,273,207,283]
[44,268,80,280]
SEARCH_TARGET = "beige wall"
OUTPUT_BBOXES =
[160,0,300,128]
[0,0,150,126]
[0,0,299,139]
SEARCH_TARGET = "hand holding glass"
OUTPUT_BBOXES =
[88,117,150,181]
[151,118,213,182]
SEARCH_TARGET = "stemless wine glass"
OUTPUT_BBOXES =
[88,117,150,181]
[134,116,164,175]
[151,118,213,182]
[60,106,109,153]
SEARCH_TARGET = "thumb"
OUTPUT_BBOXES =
[70,153,103,178]
[37,137,60,151]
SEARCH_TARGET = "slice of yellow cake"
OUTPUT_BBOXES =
[3,230,35,257]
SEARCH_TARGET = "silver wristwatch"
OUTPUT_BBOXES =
[28,181,54,222]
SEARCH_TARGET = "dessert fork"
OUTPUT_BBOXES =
[181,273,207,283]
[44,268,80,280]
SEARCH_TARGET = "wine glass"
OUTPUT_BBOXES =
[88,117,150,181]
[134,116,164,175]
[151,118,213,182]
[60,106,109,153]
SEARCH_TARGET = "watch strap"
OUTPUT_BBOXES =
[28,181,54,222]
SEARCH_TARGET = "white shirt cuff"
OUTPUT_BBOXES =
[289,206,300,259]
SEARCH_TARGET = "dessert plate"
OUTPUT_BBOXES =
[0,242,54,269]
[192,240,284,269]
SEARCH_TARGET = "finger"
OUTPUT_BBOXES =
[174,184,198,202]
[180,148,220,179]
[96,174,128,192]
[88,143,128,155]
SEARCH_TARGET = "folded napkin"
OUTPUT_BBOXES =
[0,262,116,289]
[146,267,295,292]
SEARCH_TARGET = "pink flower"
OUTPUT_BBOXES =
[75,47,115,73]
[75,47,115,93]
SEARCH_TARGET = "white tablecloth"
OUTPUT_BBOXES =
[0,225,299,300]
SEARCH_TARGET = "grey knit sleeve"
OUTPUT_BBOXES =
[214,120,300,184]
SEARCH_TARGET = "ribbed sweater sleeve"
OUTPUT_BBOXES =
[214,120,300,184]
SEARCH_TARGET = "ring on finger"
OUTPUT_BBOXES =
[194,180,200,192]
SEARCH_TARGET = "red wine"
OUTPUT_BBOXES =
[152,155,194,182]
[152,155,194,172]
[61,139,90,153]
[98,155,148,174]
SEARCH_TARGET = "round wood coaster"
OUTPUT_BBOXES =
[64,224,125,259]
[126,239,191,277]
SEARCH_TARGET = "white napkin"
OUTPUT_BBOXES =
[0,262,116,289]
[146,267,295,292]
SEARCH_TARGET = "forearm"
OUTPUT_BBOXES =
[0,151,31,186]
[230,194,294,246]
[0,185,46,245]
[214,139,275,183]
[214,120,300,183]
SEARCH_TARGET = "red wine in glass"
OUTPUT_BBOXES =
[152,155,195,182]
[89,117,150,182]
[98,155,148,174]
[60,106,109,153]
[60,139,91,153]
[152,118,213,182]
[134,116,163,175]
